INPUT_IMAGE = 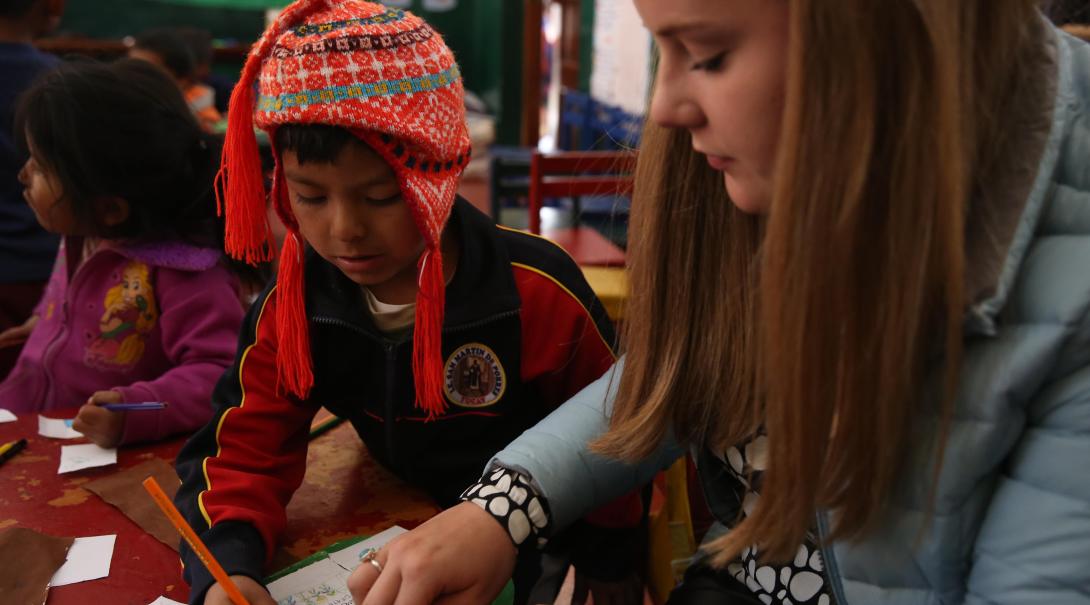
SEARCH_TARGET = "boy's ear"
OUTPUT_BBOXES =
[96,196,131,228]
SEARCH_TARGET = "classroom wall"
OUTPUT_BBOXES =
[56,0,266,41]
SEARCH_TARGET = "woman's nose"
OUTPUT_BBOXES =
[648,65,706,130]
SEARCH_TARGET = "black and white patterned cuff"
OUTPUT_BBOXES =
[460,466,552,549]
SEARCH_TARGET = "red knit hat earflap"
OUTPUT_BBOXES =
[219,0,471,417]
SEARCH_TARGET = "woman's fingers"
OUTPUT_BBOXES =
[350,503,517,605]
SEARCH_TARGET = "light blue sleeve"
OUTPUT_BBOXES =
[491,359,687,530]
[964,361,1090,604]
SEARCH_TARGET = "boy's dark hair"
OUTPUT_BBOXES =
[274,124,359,165]
[132,28,196,80]
[0,0,38,18]
[15,58,221,246]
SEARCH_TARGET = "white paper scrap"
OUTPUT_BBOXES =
[50,535,116,587]
[148,598,186,605]
[58,443,117,474]
[0,409,16,423]
[38,415,82,439]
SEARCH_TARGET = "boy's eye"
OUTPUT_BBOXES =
[691,51,728,72]
[366,192,402,206]
[294,193,326,205]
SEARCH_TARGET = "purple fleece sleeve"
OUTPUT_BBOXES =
[112,264,244,445]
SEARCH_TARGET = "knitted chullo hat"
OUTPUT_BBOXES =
[218,0,470,419]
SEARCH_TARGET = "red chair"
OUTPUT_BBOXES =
[528,150,636,267]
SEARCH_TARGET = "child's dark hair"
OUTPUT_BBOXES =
[15,58,220,247]
[132,28,196,81]
[274,124,358,164]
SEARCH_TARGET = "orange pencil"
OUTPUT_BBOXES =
[142,477,251,605]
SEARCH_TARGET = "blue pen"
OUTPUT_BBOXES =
[102,402,168,412]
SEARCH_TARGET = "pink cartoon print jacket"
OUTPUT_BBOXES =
[0,237,245,445]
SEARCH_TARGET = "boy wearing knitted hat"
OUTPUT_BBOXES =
[173,2,644,604]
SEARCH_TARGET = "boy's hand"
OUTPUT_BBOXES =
[72,391,125,448]
[0,315,38,349]
[204,575,276,605]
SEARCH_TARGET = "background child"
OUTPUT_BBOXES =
[128,28,222,132]
[0,58,245,448]
[173,2,643,604]
[0,0,63,379]
[176,27,234,118]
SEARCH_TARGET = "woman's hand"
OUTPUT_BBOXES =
[0,315,38,349]
[348,502,517,605]
[72,390,125,448]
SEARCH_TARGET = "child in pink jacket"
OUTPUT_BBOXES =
[0,58,245,447]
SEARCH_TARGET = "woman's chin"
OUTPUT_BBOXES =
[725,174,771,215]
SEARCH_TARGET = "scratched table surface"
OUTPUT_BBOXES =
[0,410,439,605]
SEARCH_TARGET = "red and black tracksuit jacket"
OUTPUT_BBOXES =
[174,199,643,601]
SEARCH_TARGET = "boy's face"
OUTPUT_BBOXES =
[283,139,425,304]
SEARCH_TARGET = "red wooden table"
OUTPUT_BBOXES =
[0,410,439,605]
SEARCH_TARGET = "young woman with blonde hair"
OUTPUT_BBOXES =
[349,0,1090,603]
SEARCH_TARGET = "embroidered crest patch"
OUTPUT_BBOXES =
[444,343,506,408]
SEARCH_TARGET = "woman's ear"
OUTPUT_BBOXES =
[96,196,131,228]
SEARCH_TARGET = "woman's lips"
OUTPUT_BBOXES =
[705,155,734,171]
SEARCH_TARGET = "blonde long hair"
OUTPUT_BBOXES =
[594,0,1043,563]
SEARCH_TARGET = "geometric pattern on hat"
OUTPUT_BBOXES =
[255,0,470,248]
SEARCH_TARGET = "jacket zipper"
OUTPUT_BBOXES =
[816,510,849,604]
[38,302,66,405]
[41,249,99,405]
[383,342,398,466]
[311,310,518,466]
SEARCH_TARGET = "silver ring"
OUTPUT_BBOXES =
[360,548,383,574]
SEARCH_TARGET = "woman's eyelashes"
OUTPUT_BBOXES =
[691,50,728,72]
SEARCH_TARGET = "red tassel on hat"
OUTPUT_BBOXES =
[276,231,314,398]
[413,247,447,419]
[217,0,333,266]
[217,44,272,265]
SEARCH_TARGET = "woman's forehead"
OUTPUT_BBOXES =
[634,0,755,35]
